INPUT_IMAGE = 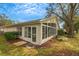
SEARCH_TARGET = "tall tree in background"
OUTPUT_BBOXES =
[0,14,14,26]
[46,3,79,38]
[45,3,61,30]
[74,16,79,33]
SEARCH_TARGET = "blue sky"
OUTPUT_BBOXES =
[0,3,48,22]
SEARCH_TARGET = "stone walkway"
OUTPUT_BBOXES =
[12,41,27,46]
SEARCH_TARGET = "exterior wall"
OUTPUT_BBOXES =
[20,24,42,45]
[0,27,4,32]
[20,17,58,45]
[41,16,57,23]
[20,23,57,45]
[56,18,58,36]
[3,27,18,32]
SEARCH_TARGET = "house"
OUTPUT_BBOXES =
[0,26,4,35]
[3,16,58,45]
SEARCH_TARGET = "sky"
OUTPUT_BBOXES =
[0,3,48,22]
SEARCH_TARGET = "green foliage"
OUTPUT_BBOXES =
[58,29,65,35]
[74,21,79,30]
[73,16,79,33]
[4,32,19,41]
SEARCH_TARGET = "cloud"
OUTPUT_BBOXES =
[14,3,47,16]
[0,3,48,22]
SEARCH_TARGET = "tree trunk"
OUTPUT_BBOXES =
[68,25,74,38]
[65,22,74,38]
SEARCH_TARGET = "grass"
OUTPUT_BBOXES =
[0,35,38,56]
[0,34,79,56]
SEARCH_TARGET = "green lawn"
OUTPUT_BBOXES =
[0,34,79,56]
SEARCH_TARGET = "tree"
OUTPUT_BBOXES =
[46,3,79,38]
[45,4,61,29]
[74,16,79,33]
[0,14,14,26]
[74,21,79,33]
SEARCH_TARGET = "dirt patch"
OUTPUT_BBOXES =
[38,39,57,48]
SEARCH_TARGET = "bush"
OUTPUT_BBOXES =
[4,32,19,41]
[58,29,65,35]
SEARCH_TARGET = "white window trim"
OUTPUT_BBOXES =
[32,27,37,42]
[41,23,57,40]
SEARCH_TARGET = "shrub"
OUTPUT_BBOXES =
[58,29,65,36]
[4,32,19,41]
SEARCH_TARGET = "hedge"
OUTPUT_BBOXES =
[58,29,65,35]
[4,32,19,41]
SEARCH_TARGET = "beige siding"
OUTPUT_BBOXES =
[0,27,4,32]
[36,25,42,45]
[3,27,18,32]
[41,17,57,23]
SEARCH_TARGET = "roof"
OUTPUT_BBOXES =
[5,16,57,28]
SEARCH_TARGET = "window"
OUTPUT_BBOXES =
[48,23,56,27]
[24,27,37,42]
[42,23,56,39]
[17,27,22,36]
[48,27,56,37]
[28,27,31,38]
[42,26,47,39]
[52,28,56,35]
[32,27,36,42]
[48,27,52,37]
[43,23,47,25]
[25,27,28,37]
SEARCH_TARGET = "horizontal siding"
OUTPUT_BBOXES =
[3,27,18,32]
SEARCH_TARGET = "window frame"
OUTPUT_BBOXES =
[42,26,48,39]
[32,27,36,42]
[24,26,37,42]
[17,27,22,36]
[42,23,56,40]
[24,27,28,37]
[27,27,31,38]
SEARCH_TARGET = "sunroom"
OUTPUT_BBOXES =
[20,16,58,45]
